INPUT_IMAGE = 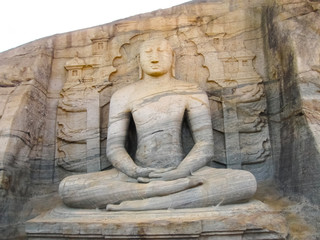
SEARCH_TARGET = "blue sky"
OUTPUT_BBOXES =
[0,0,187,53]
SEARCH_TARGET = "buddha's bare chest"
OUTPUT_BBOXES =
[130,93,187,128]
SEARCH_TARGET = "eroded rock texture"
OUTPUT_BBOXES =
[0,0,319,239]
[262,0,320,206]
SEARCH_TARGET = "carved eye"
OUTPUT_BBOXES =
[145,49,152,53]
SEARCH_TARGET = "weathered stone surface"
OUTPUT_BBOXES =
[26,200,288,239]
[262,0,320,204]
[0,39,55,239]
[0,0,318,239]
[58,38,257,211]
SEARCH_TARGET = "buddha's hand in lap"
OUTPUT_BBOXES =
[138,168,192,182]
[134,167,157,178]
[135,167,175,181]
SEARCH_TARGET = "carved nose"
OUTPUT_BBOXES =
[151,52,159,63]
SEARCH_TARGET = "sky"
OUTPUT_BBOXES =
[0,0,188,53]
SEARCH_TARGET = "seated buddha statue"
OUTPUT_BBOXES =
[58,38,257,211]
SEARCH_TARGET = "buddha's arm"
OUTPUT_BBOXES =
[179,92,214,171]
[149,91,214,181]
[106,91,155,179]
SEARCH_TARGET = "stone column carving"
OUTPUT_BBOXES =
[56,54,110,172]
[217,48,268,170]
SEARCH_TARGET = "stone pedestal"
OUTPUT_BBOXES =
[26,200,287,240]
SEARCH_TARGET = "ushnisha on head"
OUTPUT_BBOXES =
[139,38,176,79]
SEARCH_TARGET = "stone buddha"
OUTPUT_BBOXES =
[59,38,257,210]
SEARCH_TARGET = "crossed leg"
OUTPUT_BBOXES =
[106,167,257,211]
[59,168,203,209]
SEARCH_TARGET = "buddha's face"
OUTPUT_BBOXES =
[139,39,173,77]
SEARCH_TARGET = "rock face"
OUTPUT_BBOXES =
[263,0,320,205]
[0,0,319,239]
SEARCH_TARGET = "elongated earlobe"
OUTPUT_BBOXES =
[171,52,176,78]
[138,54,144,80]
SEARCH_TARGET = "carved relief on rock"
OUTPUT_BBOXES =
[91,31,109,57]
[56,52,111,173]
[53,12,272,181]
[193,27,270,172]
[203,34,271,175]
[58,38,257,210]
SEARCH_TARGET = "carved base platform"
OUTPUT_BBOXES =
[26,200,287,240]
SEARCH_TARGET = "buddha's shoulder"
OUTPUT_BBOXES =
[111,82,139,99]
[171,79,203,92]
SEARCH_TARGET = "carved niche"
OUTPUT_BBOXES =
[55,13,272,181]
[205,38,271,179]
[56,40,113,172]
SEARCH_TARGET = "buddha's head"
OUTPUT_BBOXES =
[139,38,175,79]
